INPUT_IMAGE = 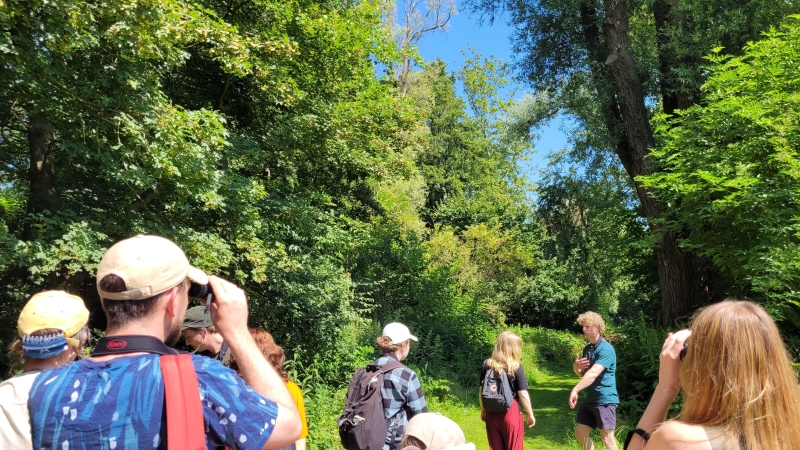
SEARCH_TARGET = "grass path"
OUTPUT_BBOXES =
[427,365,624,449]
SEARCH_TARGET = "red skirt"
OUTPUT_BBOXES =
[485,398,525,450]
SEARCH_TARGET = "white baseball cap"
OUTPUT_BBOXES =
[382,322,418,345]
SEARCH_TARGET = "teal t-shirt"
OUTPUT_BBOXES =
[581,338,619,404]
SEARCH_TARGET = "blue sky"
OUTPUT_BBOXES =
[408,6,570,181]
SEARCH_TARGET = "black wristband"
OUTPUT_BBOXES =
[623,428,651,450]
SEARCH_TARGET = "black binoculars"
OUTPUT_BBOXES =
[188,281,215,302]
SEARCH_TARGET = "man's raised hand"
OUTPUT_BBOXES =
[207,275,249,341]
[573,354,590,374]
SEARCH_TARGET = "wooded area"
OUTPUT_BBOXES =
[2,0,800,447]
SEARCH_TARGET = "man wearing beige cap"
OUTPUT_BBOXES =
[26,234,301,450]
[0,290,90,449]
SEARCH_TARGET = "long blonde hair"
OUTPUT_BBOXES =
[486,331,522,375]
[679,300,800,449]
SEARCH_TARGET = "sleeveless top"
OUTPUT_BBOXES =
[704,425,744,450]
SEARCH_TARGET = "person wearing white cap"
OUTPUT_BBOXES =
[0,290,90,449]
[374,322,428,450]
[400,413,476,450]
[24,235,302,450]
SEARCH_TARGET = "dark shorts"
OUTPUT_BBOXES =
[576,403,617,430]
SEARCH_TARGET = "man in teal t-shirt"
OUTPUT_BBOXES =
[568,311,619,450]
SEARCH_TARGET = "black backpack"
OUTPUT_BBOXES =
[338,359,403,450]
[481,367,514,412]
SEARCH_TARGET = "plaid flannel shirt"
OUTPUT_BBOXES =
[375,354,428,450]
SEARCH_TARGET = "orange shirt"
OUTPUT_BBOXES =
[286,380,308,439]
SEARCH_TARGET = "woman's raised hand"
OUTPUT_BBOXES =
[659,329,691,390]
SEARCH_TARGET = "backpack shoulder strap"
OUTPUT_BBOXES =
[377,359,403,375]
[346,367,368,405]
[161,354,205,450]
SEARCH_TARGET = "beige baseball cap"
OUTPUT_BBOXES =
[401,413,474,450]
[18,291,90,346]
[97,235,208,300]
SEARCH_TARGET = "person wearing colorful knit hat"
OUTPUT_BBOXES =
[0,290,90,449]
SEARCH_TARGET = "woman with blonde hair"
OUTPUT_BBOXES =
[479,331,535,450]
[625,300,800,450]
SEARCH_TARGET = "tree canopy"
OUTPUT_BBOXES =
[642,17,800,323]
[464,0,800,324]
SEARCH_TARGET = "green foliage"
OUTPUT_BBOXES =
[513,326,584,371]
[303,385,348,450]
[0,0,422,378]
[504,257,585,330]
[535,153,660,325]
[410,56,531,231]
[613,314,681,422]
[465,0,800,326]
[641,18,800,319]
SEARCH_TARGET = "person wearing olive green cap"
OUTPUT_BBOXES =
[0,290,90,449]
[181,305,231,366]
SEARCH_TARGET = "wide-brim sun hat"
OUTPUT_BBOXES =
[182,305,212,330]
[400,413,475,450]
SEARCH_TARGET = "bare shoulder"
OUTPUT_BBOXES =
[645,421,713,450]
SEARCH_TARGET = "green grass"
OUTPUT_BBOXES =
[427,369,583,449]
[307,328,628,450]
[424,345,625,449]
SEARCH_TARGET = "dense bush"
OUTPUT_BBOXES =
[303,386,347,450]
[613,314,681,421]
[514,326,585,371]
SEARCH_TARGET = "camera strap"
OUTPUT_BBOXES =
[92,335,181,356]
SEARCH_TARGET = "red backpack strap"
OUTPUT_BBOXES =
[161,354,206,450]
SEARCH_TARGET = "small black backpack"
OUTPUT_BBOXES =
[481,367,514,412]
[338,359,403,450]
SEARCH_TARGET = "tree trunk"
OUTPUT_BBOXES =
[600,0,704,324]
[651,0,700,116]
[24,112,57,240]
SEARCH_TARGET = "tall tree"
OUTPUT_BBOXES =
[641,19,800,329]
[465,0,799,323]
[0,0,421,385]
[387,0,457,92]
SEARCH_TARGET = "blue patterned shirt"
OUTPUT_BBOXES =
[27,354,279,450]
[375,354,427,450]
